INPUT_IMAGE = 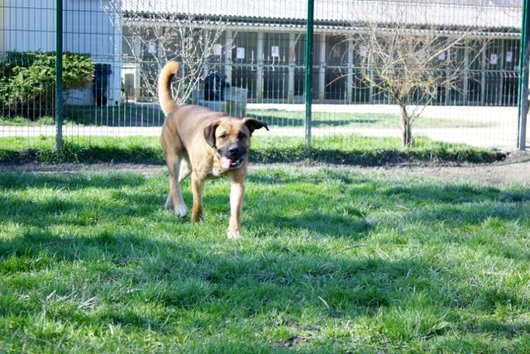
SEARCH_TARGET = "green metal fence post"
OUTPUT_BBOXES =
[518,0,529,151]
[304,0,314,154]
[55,0,64,152]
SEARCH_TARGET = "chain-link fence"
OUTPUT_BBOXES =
[0,0,528,153]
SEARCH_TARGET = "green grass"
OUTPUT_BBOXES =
[0,135,503,166]
[251,135,503,165]
[0,105,165,127]
[247,108,398,128]
[0,136,163,165]
[1,166,529,352]
[1,105,487,129]
[63,104,165,127]
[247,109,488,129]
[0,116,55,126]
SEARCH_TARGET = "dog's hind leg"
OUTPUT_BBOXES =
[178,157,191,183]
[161,126,189,218]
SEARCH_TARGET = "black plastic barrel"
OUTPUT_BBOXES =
[204,71,230,101]
[93,64,112,106]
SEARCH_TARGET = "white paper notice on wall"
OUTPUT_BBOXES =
[236,47,245,59]
[271,46,280,58]
[506,51,513,63]
[490,53,498,65]
[148,40,157,54]
[359,46,367,58]
[213,44,222,56]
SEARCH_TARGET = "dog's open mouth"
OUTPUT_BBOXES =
[221,156,244,169]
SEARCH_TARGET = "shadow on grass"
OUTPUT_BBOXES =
[382,184,530,228]
[247,113,356,128]
[0,228,429,327]
[64,104,165,127]
[0,172,164,231]
[2,226,527,340]
[0,144,165,165]
[273,212,372,239]
[250,147,504,166]
[247,169,371,186]
[0,170,528,350]
[472,320,530,338]
[0,170,147,190]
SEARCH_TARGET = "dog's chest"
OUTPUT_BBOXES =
[209,158,224,177]
[211,166,223,177]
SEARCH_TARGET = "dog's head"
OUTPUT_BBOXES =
[204,117,268,170]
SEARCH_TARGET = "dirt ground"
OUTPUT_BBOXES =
[378,151,530,186]
[1,151,528,187]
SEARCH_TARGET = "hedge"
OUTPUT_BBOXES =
[0,51,94,120]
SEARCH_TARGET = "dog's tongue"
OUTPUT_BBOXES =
[221,156,232,169]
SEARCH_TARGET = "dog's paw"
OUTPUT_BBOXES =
[165,196,174,210]
[227,229,242,240]
[174,204,188,218]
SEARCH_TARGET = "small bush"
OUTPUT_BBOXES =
[0,51,94,120]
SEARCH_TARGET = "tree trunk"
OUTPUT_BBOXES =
[400,104,413,147]
[402,119,412,147]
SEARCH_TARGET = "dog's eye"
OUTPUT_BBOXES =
[237,133,246,140]
[219,133,228,140]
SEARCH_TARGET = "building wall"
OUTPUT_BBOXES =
[4,0,56,52]
[63,0,122,105]
[0,0,7,52]
[2,0,122,105]
[124,24,520,107]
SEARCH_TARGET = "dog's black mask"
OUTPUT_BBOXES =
[218,144,247,169]
[204,118,268,170]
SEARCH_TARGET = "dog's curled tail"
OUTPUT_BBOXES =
[158,61,180,116]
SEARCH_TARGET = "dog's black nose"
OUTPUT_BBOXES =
[228,146,241,155]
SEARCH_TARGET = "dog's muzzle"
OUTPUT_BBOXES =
[219,145,246,170]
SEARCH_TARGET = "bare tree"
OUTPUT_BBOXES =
[349,2,489,146]
[103,0,225,104]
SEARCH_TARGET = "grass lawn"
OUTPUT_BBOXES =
[1,105,487,129]
[0,135,503,165]
[0,105,165,128]
[1,165,529,352]
[63,105,165,127]
[246,109,488,129]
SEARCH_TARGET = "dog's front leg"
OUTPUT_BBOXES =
[166,155,188,218]
[228,180,245,239]
[191,173,205,222]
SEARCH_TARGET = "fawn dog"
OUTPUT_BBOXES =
[158,61,268,239]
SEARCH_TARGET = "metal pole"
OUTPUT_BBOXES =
[55,0,64,152]
[304,0,314,153]
[517,0,529,151]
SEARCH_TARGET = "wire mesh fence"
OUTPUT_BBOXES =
[0,0,528,153]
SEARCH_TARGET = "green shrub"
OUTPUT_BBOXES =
[0,51,94,120]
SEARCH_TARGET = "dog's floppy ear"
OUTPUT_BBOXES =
[204,121,221,148]
[242,118,269,135]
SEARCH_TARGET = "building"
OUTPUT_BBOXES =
[0,0,122,106]
[121,0,523,106]
[0,1,523,107]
